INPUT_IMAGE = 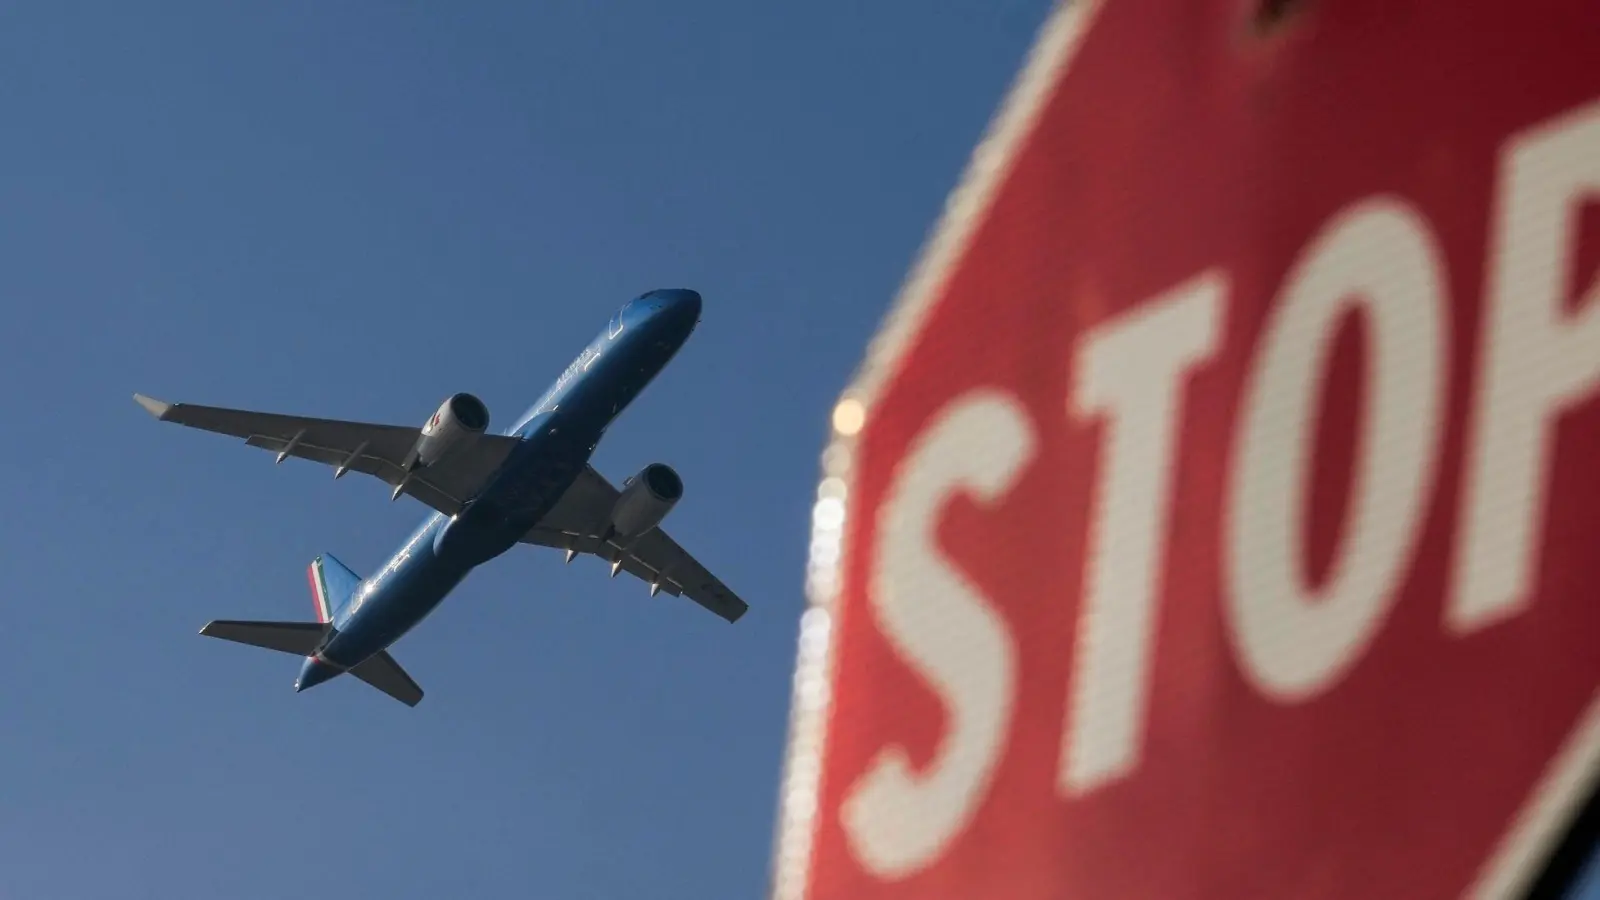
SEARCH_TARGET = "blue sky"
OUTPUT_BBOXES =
[0,2,1051,896]
[1578,850,1600,900]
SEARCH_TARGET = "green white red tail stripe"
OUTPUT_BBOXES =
[308,558,332,623]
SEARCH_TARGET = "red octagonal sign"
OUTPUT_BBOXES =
[772,0,1600,897]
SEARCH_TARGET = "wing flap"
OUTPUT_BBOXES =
[243,433,472,516]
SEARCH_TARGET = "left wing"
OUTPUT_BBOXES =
[134,393,520,517]
[521,465,749,623]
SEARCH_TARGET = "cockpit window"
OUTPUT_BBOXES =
[609,304,627,339]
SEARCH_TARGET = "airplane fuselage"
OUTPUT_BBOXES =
[294,289,703,692]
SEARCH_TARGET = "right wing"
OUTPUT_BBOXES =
[521,466,749,623]
[134,393,519,517]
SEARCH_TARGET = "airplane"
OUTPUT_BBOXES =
[134,288,747,707]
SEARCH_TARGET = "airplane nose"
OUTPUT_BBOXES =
[655,288,701,321]
[640,288,701,338]
[295,656,339,693]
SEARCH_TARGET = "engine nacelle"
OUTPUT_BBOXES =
[413,392,490,466]
[608,463,683,537]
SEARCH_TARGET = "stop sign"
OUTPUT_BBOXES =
[771,0,1600,897]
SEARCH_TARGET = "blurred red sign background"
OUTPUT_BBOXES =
[773,0,1600,897]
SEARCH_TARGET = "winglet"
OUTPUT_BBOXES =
[133,393,173,420]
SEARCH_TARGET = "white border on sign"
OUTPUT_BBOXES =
[1469,691,1600,898]
[766,2,1106,897]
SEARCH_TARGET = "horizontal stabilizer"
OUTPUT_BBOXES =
[350,651,424,707]
[200,619,326,656]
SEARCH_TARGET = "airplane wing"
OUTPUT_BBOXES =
[520,465,749,623]
[133,393,520,517]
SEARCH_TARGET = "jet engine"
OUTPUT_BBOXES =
[413,392,490,466]
[608,463,683,537]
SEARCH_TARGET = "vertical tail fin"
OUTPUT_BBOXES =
[308,553,363,624]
